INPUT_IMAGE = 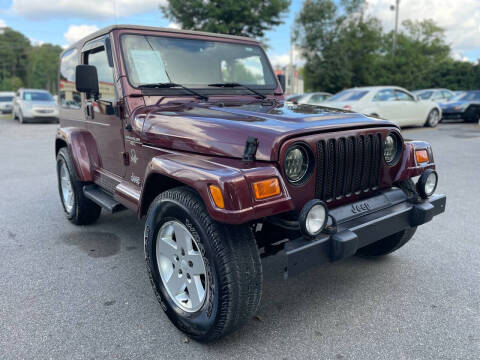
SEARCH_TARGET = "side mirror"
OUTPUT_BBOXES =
[75,65,99,97]
[277,74,286,93]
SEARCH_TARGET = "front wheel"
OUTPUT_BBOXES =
[144,187,262,342]
[356,227,417,257]
[425,109,440,127]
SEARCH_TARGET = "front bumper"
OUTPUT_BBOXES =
[283,189,446,278]
[442,111,464,120]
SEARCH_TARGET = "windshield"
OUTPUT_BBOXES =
[328,89,369,102]
[455,91,480,101]
[414,91,433,100]
[23,91,54,101]
[121,34,276,89]
[0,96,13,102]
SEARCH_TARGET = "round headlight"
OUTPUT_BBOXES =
[306,204,327,235]
[384,133,401,165]
[299,199,328,238]
[284,144,311,184]
[417,169,438,199]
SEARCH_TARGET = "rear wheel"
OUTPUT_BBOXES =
[56,147,101,225]
[425,109,440,127]
[144,187,262,342]
[356,227,417,257]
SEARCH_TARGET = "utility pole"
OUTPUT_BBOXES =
[391,0,400,55]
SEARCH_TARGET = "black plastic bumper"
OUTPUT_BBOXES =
[283,189,446,278]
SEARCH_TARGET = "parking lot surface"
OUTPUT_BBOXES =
[0,115,479,359]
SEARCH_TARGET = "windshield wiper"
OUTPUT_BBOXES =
[138,82,208,101]
[208,82,266,99]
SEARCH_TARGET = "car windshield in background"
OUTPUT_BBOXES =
[0,96,13,101]
[121,35,276,89]
[328,90,369,102]
[23,92,54,101]
[415,91,433,100]
[456,91,480,101]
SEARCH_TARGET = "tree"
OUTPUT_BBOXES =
[28,44,63,93]
[293,0,383,93]
[294,0,478,93]
[160,0,291,39]
[0,27,31,90]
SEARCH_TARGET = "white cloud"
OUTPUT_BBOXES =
[269,47,303,68]
[167,22,181,29]
[29,38,45,46]
[11,0,167,19]
[367,0,480,56]
[0,19,6,27]
[64,24,99,45]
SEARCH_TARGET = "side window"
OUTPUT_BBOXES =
[432,91,443,100]
[395,90,414,101]
[373,89,396,101]
[442,90,453,100]
[86,47,115,101]
[310,94,325,103]
[59,48,81,109]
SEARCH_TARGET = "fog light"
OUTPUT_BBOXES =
[299,200,328,238]
[417,169,438,199]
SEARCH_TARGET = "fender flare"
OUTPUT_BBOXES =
[55,127,101,182]
[139,153,292,224]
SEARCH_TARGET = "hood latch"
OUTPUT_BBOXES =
[243,136,258,162]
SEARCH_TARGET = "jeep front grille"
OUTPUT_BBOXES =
[315,133,383,201]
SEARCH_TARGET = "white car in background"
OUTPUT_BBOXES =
[0,91,15,114]
[13,88,59,123]
[321,86,442,127]
[295,92,332,105]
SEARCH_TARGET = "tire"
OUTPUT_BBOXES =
[464,107,480,123]
[425,109,440,127]
[144,187,262,342]
[356,227,417,257]
[56,147,101,225]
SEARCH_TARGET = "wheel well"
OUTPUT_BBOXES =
[140,173,188,217]
[55,139,67,155]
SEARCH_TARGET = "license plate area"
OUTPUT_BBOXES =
[329,188,407,224]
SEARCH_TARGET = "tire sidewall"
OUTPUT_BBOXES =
[56,149,77,220]
[144,193,220,339]
[427,109,439,127]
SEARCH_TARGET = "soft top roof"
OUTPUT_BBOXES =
[65,24,259,54]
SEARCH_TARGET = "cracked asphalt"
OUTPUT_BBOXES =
[0,115,478,359]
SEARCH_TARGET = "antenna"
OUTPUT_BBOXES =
[112,0,118,24]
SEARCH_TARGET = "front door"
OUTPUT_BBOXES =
[83,44,126,177]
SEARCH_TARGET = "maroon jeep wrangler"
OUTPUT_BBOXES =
[55,25,446,341]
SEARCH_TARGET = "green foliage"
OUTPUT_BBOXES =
[0,27,62,93]
[294,0,480,93]
[161,0,291,39]
[0,28,31,91]
[28,44,63,93]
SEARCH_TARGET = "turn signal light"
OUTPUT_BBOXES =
[415,149,429,164]
[253,178,281,200]
[209,185,225,209]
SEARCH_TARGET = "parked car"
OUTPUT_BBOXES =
[0,91,15,114]
[295,91,332,105]
[285,94,303,104]
[439,90,480,123]
[412,88,455,103]
[13,88,59,123]
[322,86,442,127]
[55,25,446,342]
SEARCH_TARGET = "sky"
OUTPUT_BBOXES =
[0,0,479,66]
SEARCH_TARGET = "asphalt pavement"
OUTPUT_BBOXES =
[0,114,479,359]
